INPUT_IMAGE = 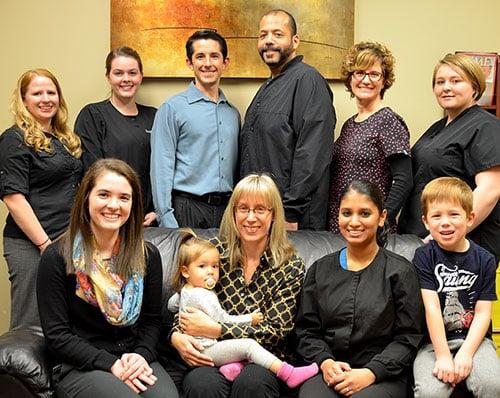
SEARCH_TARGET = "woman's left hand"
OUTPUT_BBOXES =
[180,307,222,339]
[120,353,156,388]
[333,368,376,396]
[143,211,157,226]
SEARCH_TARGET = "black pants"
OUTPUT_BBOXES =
[54,361,179,398]
[298,374,408,398]
[172,194,226,229]
[164,362,289,398]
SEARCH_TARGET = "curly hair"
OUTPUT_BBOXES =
[342,41,396,99]
[9,69,81,157]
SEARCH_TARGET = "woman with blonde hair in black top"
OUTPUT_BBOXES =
[0,68,82,329]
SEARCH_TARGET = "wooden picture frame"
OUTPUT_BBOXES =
[457,51,498,107]
[111,0,354,79]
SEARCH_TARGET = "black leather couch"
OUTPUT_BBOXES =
[0,228,472,397]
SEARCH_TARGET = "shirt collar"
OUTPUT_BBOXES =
[187,81,229,105]
[269,55,303,80]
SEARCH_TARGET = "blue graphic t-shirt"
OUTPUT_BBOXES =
[413,239,497,340]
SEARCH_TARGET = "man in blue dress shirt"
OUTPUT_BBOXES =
[151,30,240,228]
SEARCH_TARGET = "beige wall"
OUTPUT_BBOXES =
[0,0,499,333]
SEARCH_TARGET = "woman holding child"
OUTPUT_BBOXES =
[399,53,500,262]
[295,180,424,397]
[170,174,307,397]
[37,159,178,398]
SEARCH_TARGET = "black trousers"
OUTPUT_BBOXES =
[298,374,408,398]
[54,361,179,398]
[163,358,293,398]
[172,194,226,229]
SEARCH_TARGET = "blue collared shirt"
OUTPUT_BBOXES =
[151,82,240,228]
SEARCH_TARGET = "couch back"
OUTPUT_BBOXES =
[143,228,423,309]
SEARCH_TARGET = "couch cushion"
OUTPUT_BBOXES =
[0,326,52,397]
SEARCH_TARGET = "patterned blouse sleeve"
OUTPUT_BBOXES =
[219,255,305,349]
[379,109,411,158]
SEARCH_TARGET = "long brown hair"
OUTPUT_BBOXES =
[61,159,145,277]
[8,68,81,157]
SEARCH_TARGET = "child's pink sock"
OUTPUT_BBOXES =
[219,362,245,381]
[276,362,319,388]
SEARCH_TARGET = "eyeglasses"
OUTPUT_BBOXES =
[235,205,272,216]
[352,70,383,82]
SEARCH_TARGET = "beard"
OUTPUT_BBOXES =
[258,43,294,69]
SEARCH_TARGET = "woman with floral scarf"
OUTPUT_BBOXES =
[37,158,178,398]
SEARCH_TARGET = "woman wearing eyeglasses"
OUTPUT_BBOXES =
[327,41,412,234]
[168,173,307,398]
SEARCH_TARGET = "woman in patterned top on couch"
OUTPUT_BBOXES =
[169,173,306,398]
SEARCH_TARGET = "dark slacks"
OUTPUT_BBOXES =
[172,194,226,229]
[299,374,408,398]
[54,362,179,398]
[163,359,290,398]
[3,237,41,329]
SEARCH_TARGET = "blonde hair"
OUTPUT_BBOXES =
[342,41,396,99]
[219,174,295,269]
[432,53,486,101]
[9,69,81,157]
[172,228,219,292]
[421,177,473,217]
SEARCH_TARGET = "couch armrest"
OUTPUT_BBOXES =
[0,326,53,397]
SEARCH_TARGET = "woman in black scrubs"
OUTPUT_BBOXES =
[399,53,500,262]
[75,46,157,225]
[0,69,82,329]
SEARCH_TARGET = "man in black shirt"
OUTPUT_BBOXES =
[239,9,336,230]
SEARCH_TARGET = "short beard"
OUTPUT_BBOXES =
[259,43,294,69]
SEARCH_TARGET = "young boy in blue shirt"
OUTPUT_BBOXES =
[412,176,500,397]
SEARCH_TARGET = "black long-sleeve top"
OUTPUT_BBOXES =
[74,100,157,214]
[239,56,336,230]
[37,241,163,371]
[295,248,424,382]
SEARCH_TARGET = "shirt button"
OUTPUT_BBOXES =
[256,102,260,106]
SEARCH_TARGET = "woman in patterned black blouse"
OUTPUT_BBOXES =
[328,41,412,233]
[169,174,306,398]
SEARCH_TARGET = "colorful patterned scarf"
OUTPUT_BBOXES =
[73,231,143,326]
